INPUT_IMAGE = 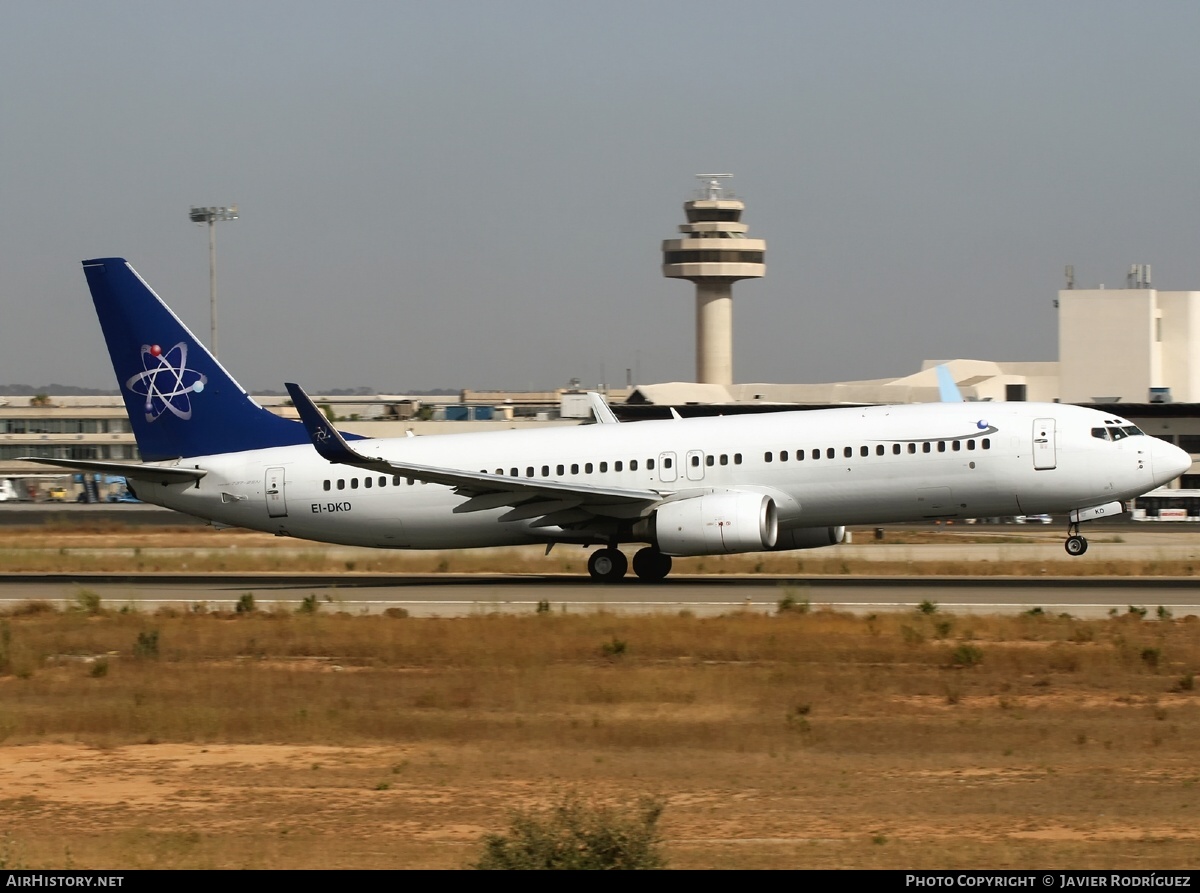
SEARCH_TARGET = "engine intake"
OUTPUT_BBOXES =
[652,492,778,556]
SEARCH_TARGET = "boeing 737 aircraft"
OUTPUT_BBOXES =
[22,258,1191,581]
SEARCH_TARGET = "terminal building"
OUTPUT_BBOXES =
[4,180,1200,496]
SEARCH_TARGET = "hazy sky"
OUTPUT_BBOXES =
[4,1,1199,393]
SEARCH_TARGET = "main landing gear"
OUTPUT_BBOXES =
[1064,521,1088,556]
[587,546,673,582]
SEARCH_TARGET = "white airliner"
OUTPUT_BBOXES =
[21,258,1191,581]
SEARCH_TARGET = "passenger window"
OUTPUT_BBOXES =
[875,445,884,456]
[952,441,961,452]
[764,452,773,463]
[661,458,670,469]
[982,438,991,449]
[705,455,714,466]
[585,463,594,473]
[615,461,623,472]
[844,447,852,458]
[571,464,579,474]
[542,466,549,477]
[812,448,820,460]
[323,480,331,491]
[630,459,638,471]
[922,443,931,453]
[937,441,946,453]
[557,465,565,475]
[908,444,916,454]
[734,454,742,464]
[393,476,401,486]
[600,462,608,472]
[967,440,976,451]
[407,477,415,486]
[860,446,869,457]
[796,450,804,461]
[779,451,788,462]
[364,477,372,488]
[526,467,534,477]
[893,444,901,455]
[510,468,518,476]
[337,479,345,490]
[379,477,387,487]
[827,448,835,459]
[351,478,359,489]
[648,459,655,470]
[720,454,728,465]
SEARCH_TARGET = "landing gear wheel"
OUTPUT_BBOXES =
[1065,535,1088,556]
[632,547,673,582]
[588,548,628,582]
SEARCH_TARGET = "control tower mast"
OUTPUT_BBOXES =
[661,174,766,385]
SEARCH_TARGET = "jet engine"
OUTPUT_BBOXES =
[651,492,778,556]
[770,525,845,551]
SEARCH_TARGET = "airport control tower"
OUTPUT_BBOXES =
[661,174,766,385]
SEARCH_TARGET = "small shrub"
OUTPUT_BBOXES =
[1024,607,1045,617]
[383,607,410,619]
[536,600,551,615]
[73,589,102,615]
[1157,605,1173,621]
[473,795,666,870]
[917,599,938,615]
[1173,673,1195,692]
[950,644,983,667]
[777,591,810,614]
[297,595,319,615]
[236,593,256,614]
[133,630,160,660]
[1141,647,1161,670]
[89,659,108,678]
[600,637,627,658]
[934,619,953,639]
[1127,605,1147,619]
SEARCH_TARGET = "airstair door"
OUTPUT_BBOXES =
[265,466,288,518]
[685,450,706,481]
[1033,419,1057,470]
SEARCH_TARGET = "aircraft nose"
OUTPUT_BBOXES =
[1153,439,1192,484]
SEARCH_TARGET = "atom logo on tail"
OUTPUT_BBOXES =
[125,342,207,422]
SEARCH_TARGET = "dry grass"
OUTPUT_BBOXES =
[0,523,1193,576]
[0,605,1198,868]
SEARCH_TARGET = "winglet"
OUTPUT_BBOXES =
[935,365,964,403]
[285,382,374,464]
[586,391,620,424]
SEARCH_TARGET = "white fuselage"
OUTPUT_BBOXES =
[131,401,1183,551]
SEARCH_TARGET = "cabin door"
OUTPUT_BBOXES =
[685,450,706,481]
[1033,419,1057,470]
[265,466,288,518]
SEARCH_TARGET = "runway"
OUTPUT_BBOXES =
[3,573,1199,618]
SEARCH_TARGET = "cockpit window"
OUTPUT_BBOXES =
[1091,427,1110,440]
[1121,426,1144,437]
[1108,426,1129,441]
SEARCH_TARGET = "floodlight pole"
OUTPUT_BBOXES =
[188,205,238,357]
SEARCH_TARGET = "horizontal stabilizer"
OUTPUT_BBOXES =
[17,457,206,485]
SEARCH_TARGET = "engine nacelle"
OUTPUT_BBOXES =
[770,526,845,551]
[652,492,778,556]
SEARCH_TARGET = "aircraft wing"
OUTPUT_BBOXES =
[16,457,207,485]
[285,383,665,523]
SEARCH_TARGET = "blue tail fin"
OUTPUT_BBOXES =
[83,258,313,461]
